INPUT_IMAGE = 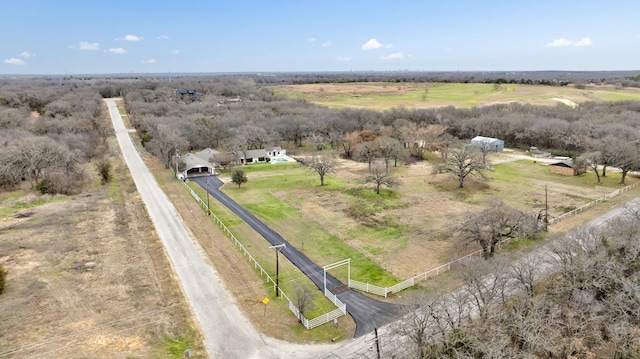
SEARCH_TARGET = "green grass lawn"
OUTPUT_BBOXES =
[187,156,640,301]
[213,165,401,287]
[188,180,345,319]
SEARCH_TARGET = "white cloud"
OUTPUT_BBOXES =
[381,52,405,60]
[3,58,26,65]
[157,35,169,40]
[140,58,156,64]
[545,37,592,47]
[20,51,34,58]
[108,48,126,54]
[123,34,142,41]
[574,37,592,46]
[70,41,100,50]
[308,37,316,43]
[322,41,332,48]
[361,38,384,50]
[170,49,182,55]
[337,56,351,61]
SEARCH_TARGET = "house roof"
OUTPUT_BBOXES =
[194,148,221,162]
[243,149,268,159]
[180,153,213,170]
[550,160,575,168]
[471,136,502,143]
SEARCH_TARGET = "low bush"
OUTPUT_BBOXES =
[0,263,7,294]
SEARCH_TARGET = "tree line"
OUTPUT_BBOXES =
[116,77,640,190]
[386,207,640,358]
[0,78,111,193]
[4,75,639,194]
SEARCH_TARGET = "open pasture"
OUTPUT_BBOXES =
[275,82,640,110]
[215,154,639,281]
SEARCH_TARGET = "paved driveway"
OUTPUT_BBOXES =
[191,176,399,337]
[105,98,338,358]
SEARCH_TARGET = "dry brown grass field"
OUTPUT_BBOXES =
[243,154,640,281]
[0,152,203,358]
[275,82,640,110]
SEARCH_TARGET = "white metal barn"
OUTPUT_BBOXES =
[471,136,505,152]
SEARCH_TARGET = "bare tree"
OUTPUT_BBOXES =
[307,132,328,151]
[471,140,494,167]
[354,141,378,171]
[302,152,338,186]
[375,137,404,173]
[390,290,440,359]
[611,140,640,185]
[397,122,445,159]
[147,124,187,169]
[294,282,313,323]
[433,144,485,188]
[579,151,602,184]
[458,256,510,319]
[458,199,540,258]
[339,131,358,158]
[510,253,544,297]
[365,164,398,194]
[20,136,71,188]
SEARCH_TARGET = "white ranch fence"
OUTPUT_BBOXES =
[180,180,346,329]
[183,178,639,300]
[348,181,640,297]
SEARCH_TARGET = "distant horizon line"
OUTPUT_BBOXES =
[1,69,639,78]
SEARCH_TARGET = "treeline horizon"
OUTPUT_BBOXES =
[2,74,640,194]
[3,69,640,88]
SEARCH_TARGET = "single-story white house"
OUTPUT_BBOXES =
[233,146,295,165]
[471,136,504,152]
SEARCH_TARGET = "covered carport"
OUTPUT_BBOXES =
[179,153,214,179]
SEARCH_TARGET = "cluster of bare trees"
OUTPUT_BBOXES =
[0,78,111,193]
[118,77,640,191]
[388,208,640,358]
[2,74,640,193]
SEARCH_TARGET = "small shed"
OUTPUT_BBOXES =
[549,159,583,176]
[471,136,504,152]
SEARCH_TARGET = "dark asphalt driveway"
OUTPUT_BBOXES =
[191,175,399,337]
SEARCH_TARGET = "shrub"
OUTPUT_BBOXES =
[96,158,113,185]
[36,178,57,194]
[231,168,248,188]
[0,263,7,294]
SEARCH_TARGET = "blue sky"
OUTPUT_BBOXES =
[2,0,639,74]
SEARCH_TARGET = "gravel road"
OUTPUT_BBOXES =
[105,98,337,358]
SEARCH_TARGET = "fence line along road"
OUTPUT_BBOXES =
[106,98,341,359]
[345,181,640,298]
[181,180,347,330]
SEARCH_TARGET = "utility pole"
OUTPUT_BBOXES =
[544,184,549,231]
[374,328,381,359]
[205,170,211,216]
[269,244,286,297]
[174,147,180,178]
[538,184,549,231]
